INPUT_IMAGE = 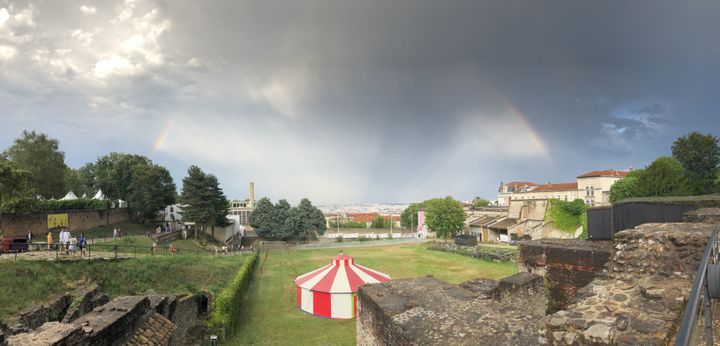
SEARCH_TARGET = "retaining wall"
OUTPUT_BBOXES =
[0,209,131,238]
[518,239,613,312]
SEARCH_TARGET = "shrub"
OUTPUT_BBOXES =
[37,198,107,211]
[545,199,587,234]
[207,250,260,339]
[0,197,108,214]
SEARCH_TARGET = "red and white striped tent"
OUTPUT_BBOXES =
[294,253,391,319]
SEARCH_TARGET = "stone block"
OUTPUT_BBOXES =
[6,322,85,346]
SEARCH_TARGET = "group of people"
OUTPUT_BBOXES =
[151,223,175,237]
[112,226,123,240]
[48,229,87,256]
[150,240,176,256]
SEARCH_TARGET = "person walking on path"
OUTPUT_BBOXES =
[64,229,71,255]
[59,229,66,253]
[113,227,118,240]
[79,234,87,257]
[47,231,53,251]
[69,234,77,255]
[27,231,32,244]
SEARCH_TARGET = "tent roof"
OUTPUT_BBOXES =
[60,191,78,200]
[294,253,390,293]
[92,189,107,200]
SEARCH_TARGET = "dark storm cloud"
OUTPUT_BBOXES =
[0,0,719,203]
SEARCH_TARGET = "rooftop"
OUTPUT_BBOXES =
[346,212,379,223]
[529,182,578,192]
[505,181,538,187]
[577,169,629,178]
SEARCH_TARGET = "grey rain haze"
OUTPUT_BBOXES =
[1,0,719,203]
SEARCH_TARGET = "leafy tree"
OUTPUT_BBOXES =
[560,199,587,216]
[249,197,278,239]
[0,158,32,200]
[371,216,391,229]
[88,153,151,201]
[4,131,67,198]
[672,132,720,194]
[127,164,177,221]
[609,169,643,203]
[0,157,36,214]
[179,166,225,239]
[275,199,293,240]
[634,157,691,198]
[328,220,367,228]
[64,167,93,197]
[249,197,326,241]
[401,202,424,229]
[84,153,176,219]
[292,198,326,241]
[472,197,490,208]
[423,196,465,239]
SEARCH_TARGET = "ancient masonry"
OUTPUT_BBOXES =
[357,272,546,345]
[357,208,720,345]
[0,285,210,346]
[542,222,714,345]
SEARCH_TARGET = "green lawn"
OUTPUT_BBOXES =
[0,254,247,320]
[227,243,518,345]
[96,236,212,255]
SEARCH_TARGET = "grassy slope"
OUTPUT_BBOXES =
[45,222,152,242]
[0,255,247,320]
[98,236,212,253]
[545,200,585,233]
[228,243,518,345]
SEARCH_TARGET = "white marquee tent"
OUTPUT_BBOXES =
[60,191,78,201]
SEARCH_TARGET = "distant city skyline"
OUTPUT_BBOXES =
[1,1,718,204]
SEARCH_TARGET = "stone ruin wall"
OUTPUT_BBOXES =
[356,286,412,346]
[519,239,613,312]
[357,272,547,346]
[542,222,715,345]
[358,208,720,345]
[0,285,211,346]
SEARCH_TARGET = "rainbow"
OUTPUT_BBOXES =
[153,120,174,151]
[507,104,551,162]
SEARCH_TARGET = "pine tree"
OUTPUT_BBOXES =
[179,166,215,239]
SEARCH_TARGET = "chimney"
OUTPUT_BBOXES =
[249,181,255,208]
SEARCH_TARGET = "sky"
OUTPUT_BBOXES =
[1,0,719,204]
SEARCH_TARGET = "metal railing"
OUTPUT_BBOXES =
[0,241,212,261]
[676,225,720,346]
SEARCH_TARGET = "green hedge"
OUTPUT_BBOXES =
[36,199,108,211]
[207,250,260,339]
[613,194,720,207]
[0,198,108,214]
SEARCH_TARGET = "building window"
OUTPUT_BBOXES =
[590,187,595,197]
[170,206,174,212]
[585,187,590,196]
[564,195,568,201]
